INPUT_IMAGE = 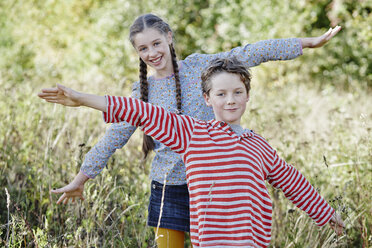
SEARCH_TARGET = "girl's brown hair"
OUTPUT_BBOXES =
[129,14,182,158]
[201,57,251,95]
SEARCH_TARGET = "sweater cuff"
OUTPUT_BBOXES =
[297,38,303,56]
[317,208,335,227]
[102,95,110,123]
[80,168,95,179]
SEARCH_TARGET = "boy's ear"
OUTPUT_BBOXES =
[203,93,212,107]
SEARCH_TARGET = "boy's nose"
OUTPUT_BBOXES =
[227,96,235,105]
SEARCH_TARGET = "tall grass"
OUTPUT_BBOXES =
[1,75,371,247]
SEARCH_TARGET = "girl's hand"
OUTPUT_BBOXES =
[301,26,341,48]
[329,212,345,236]
[51,171,89,204]
[38,84,82,107]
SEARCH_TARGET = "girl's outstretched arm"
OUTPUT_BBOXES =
[300,26,341,48]
[39,85,114,204]
[188,26,341,72]
[38,84,106,111]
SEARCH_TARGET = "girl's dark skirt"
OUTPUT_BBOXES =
[147,180,190,232]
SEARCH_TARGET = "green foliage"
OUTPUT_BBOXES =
[1,0,371,247]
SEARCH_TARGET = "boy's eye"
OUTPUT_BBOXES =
[154,42,160,46]
[236,91,243,94]
[217,93,225,96]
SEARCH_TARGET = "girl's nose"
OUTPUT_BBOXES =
[148,47,157,57]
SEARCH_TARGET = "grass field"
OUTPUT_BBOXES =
[1,70,371,247]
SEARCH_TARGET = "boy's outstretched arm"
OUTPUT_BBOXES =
[38,84,106,111]
[300,26,341,48]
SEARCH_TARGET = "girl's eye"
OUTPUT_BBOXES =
[236,91,243,94]
[217,93,224,96]
[154,42,160,46]
[139,47,147,52]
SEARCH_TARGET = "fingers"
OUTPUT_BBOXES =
[324,26,341,40]
[38,92,59,100]
[39,84,75,96]
[39,88,59,93]
[56,193,66,204]
[51,184,85,205]
[329,221,341,235]
[54,192,84,205]
[325,27,332,36]
[329,213,345,236]
[39,96,60,102]
[334,223,344,236]
[57,84,72,96]
[57,83,67,90]
[38,86,66,99]
[38,88,63,102]
[51,185,72,194]
[328,25,342,40]
[38,93,57,99]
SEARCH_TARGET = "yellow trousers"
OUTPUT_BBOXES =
[154,227,191,248]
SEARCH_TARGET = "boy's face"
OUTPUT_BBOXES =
[203,72,249,125]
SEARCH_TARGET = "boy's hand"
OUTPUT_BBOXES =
[329,212,345,236]
[38,84,82,107]
[301,26,341,48]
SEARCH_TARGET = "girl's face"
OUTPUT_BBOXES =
[203,72,249,125]
[133,28,173,78]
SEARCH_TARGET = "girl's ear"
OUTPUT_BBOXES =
[167,31,173,45]
[203,93,212,107]
[246,92,250,102]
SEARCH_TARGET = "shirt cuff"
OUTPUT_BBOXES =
[317,207,335,227]
[297,38,303,56]
[80,168,95,179]
[102,95,110,123]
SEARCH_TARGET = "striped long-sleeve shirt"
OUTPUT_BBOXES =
[103,96,334,247]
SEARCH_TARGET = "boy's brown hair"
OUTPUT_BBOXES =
[201,57,251,95]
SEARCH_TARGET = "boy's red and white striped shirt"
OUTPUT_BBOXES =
[104,96,335,248]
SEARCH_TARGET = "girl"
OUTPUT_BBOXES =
[38,57,344,247]
[43,13,341,246]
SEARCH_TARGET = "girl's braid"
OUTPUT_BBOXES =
[139,58,149,102]
[169,44,182,114]
[139,57,155,157]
